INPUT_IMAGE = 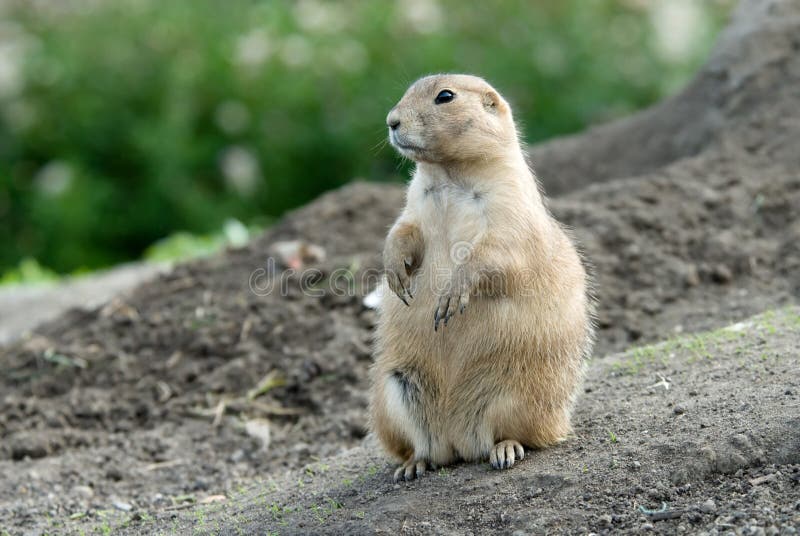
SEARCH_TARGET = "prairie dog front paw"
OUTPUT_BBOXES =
[433,267,471,331]
[383,222,423,305]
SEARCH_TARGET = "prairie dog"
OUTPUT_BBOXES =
[369,74,594,481]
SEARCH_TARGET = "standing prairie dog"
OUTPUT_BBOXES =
[370,74,594,481]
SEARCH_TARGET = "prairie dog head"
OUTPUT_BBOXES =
[386,74,518,164]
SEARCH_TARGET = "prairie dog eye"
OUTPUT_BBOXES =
[434,89,455,104]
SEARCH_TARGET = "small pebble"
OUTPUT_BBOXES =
[640,523,654,531]
[244,419,272,449]
[105,468,123,481]
[73,485,94,499]
[683,264,700,286]
[199,495,226,504]
[711,264,733,284]
[673,405,686,415]
[598,514,612,525]
[112,501,132,512]
[700,499,716,514]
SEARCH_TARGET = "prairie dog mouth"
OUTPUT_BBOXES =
[389,131,423,152]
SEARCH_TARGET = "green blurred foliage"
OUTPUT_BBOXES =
[0,257,58,285]
[144,218,258,263]
[0,0,732,275]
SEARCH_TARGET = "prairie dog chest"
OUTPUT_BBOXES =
[408,177,489,256]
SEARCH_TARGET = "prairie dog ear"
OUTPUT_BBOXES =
[481,89,506,114]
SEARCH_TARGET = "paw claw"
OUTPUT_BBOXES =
[490,440,524,471]
[394,458,429,482]
[434,296,451,331]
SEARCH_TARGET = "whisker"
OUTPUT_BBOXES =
[371,137,389,154]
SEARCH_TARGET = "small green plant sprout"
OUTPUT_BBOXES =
[310,504,325,524]
[42,348,88,369]
[194,507,207,526]
[607,429,618,444]
[172,494,196,506]
[247,370,286,400]
[268,503,292,522]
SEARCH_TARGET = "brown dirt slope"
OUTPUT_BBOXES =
[1,0,799,534]
[153,308,800,535]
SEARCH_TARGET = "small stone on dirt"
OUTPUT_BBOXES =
[199,495,226,504]
[72,485,94,499]
[106,468,123,481]
[700,499,716,514]
[112,501,132,512]
[749,473,777,486]
[684,265,700,287]
[711,264,733,283]
[269,240,326,270]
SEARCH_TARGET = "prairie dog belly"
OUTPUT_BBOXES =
[411,179,489,276]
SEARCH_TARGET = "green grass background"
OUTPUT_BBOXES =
[0,0,733,281]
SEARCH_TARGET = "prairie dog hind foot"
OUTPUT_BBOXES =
[393,457,437,482]
[490,440,525,470]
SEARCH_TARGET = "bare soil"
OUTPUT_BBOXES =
[154,308,800,535]
[1,0,800,534]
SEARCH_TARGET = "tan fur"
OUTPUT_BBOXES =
[369,74,594,480]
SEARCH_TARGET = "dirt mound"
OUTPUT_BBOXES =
[150,308,800,535]
[1,0,800,533]
[530,0,800,196]
[0,182,404,533]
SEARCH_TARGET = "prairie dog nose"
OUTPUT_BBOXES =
[386,109,401,130]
